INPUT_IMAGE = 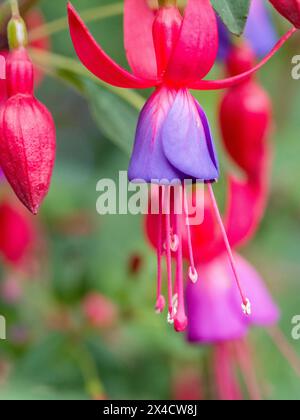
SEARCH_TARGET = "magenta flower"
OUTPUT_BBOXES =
[68,0,295,330]
[186,253,279,343]
[68,0,294,183]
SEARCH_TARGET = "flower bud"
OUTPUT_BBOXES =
[0,48,56,214]
[269,0,300,29]
[220,44,272,178]
[225,42,256,76]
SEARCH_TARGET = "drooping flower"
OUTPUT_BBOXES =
[269,0,300,28]
[68,0,295,329]
[0,14,56,215]
[218,0,278,60]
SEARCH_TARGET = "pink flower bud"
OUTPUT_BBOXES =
[269,0,300,28]
[220,44,272,178]
[0,48,56,214]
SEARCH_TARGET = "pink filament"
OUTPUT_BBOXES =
[155,186,165,312]
[164,186,174,317]
[183,187,196,277]
[174,212,187,332]
[207,183,248,307]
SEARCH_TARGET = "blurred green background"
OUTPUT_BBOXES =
[0,0,300,400]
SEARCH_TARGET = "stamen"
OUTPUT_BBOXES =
[173,213,188,333]
[155,186,165,314]
[242,298,251,316]
[207,183,250,314]
[170,234,179,252]
[183,187,198,283]
[188,266,198,284]
[164,186,174,318]
[155,295,166,314]
[167,293,178,324]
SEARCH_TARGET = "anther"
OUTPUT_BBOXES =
[155,295,166,314]
[170,234,179,252]
[188,266,198,283]
[242,298,251,316]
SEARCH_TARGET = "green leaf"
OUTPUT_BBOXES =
[56,70,138,156]
[83,80,138,156]
[211,0,251,35]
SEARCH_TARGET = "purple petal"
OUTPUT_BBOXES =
[129,88,219,184]
[234,254,280,327]
[161,90,219,182]
[217,17,231,61]
[244,0,278,57]
[128,87,182,183]
[186,253,279,344]
[186,257,248,344]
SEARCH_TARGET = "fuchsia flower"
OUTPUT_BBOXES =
[68,0,296,330]
[269,0,300,28]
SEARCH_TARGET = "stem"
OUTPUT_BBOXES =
[28,47,145,111]
[28,2,124,42]
[9,0,20,17]
[70,342,105,400]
